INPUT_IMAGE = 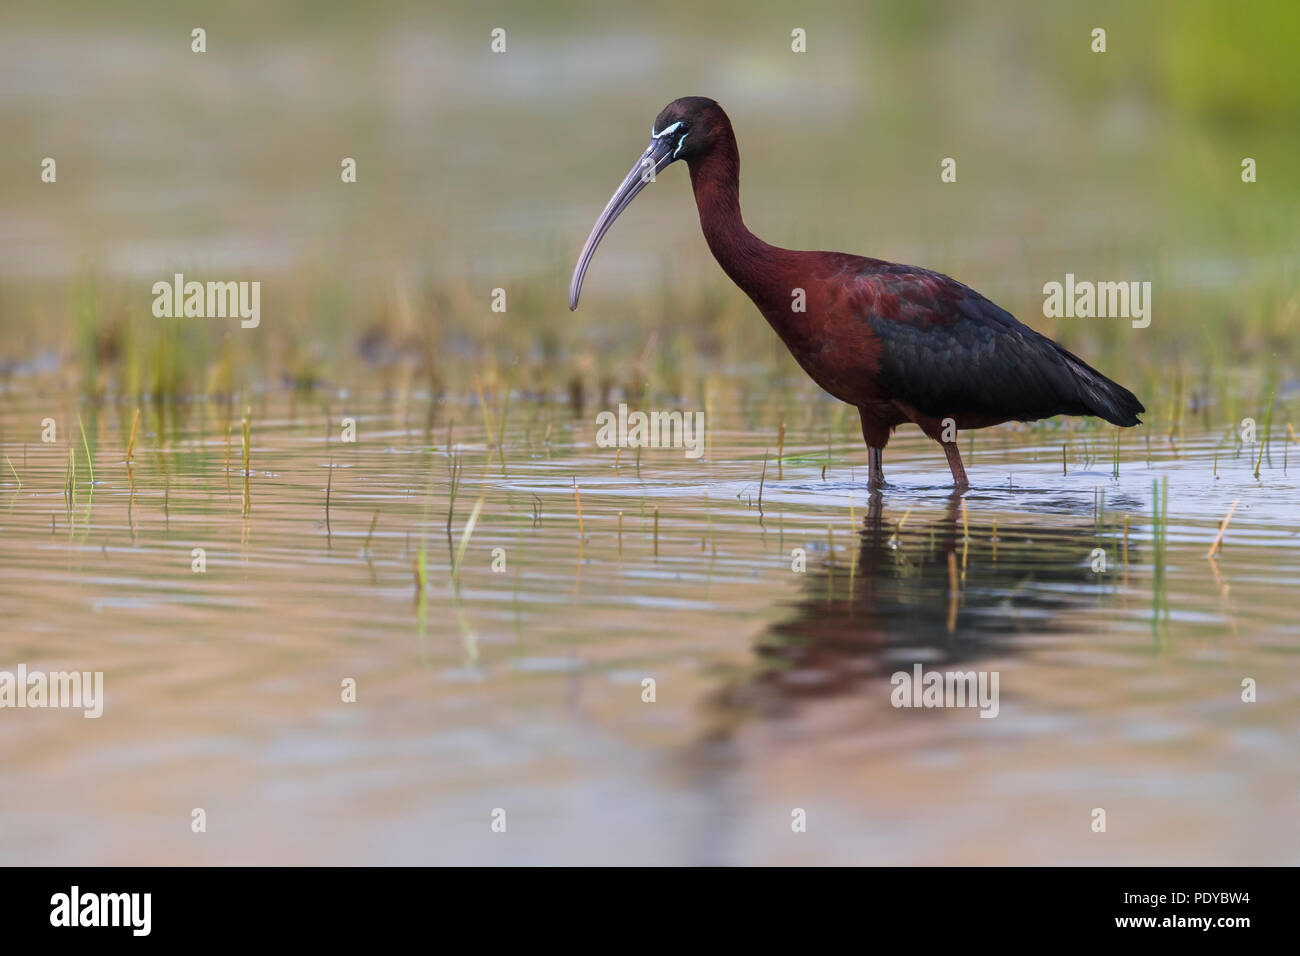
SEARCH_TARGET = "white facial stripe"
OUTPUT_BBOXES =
[651,121,683,139]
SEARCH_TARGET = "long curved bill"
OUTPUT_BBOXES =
[568,137,677,310]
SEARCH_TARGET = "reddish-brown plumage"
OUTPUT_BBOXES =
[569,97,1145,488]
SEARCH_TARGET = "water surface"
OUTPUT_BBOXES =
[0,388,1296,864]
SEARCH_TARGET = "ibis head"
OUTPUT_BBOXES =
[568,97,726,310]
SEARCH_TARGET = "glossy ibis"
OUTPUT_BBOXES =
[569,97,1145,489]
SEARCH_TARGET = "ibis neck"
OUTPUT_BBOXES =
[687,133,790,311]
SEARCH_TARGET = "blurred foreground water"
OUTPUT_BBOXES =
[0,382,1295,864]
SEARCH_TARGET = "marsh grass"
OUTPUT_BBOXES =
[241,411,251,516]
[124,408,140,464]
[1151,476,1170,639]
[1255,386,1275,480]
[362,509,379,556]
[324,462,333,541]
[572,477,584,542]
[1207,500,1239,559]
[63,446,75,518]
[451,494,484,590]
[446,452,464,535]
[76,415,94,486]
[414,545,427,611]
[15,253,1298,457]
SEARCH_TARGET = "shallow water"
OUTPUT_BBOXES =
[1,387,1297,864]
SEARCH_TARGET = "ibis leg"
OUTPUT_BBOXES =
[858,407,891,490]
[868,447,886,489]
[943,440,969,488]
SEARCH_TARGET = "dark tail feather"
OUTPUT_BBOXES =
[1061,350,1144,426]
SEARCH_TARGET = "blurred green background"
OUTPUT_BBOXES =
[1,0,1297,406]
